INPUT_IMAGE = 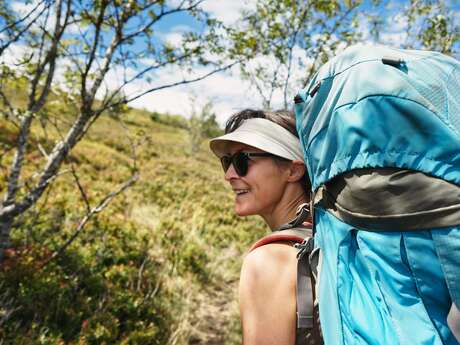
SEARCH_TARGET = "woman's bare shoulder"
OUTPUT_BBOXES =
[239,242,298,343]
[240,242,297,292]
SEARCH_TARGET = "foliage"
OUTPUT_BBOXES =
[149,111,189,130]
[404,0,460,54]
[187,99,222,154]
[0,0,234,260]
[228,0,460,108]
[0,107,266,344]
[1,1,460,344]
[227,0,364,108]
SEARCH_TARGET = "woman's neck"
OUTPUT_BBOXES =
[261,186,309,231]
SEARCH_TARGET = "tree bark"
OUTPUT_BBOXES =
[0,217,13,260]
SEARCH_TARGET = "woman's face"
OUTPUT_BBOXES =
[224,142,290,218]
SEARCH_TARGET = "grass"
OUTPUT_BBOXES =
[0,104,268,344]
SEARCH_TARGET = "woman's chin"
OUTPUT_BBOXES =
[234,195,260,216]
[234,205,255,217]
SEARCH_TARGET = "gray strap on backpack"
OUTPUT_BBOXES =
[296,239,314,329]
[276,203,323,344]
[296,237,323,345]
[279,203,315,330]
[295,236,323,345]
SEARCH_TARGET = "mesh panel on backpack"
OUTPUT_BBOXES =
[409,58,460,135]
[446,66,460,132]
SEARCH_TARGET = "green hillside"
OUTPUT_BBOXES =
[0,107,268,344]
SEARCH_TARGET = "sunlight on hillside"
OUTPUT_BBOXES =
[0,104,267,344]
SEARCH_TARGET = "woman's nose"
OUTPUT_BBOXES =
[224,163,239,181]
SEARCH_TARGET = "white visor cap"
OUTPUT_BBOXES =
[209,118,304,161]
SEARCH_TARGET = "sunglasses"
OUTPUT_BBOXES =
[220,151,281,176]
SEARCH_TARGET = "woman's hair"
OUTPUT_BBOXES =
[224,108,311,193]
[225,109,297,136]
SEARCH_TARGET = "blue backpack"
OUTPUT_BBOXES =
[294,44,460,345]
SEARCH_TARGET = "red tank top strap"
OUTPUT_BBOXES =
[249,225,312,252]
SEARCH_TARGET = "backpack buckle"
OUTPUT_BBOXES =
[295,237,314,260]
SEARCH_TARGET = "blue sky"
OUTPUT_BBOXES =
[126,1,260,124]
[7,0,460,125]
[134,0,460,124]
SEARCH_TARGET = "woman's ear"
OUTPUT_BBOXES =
[286,160,305,182]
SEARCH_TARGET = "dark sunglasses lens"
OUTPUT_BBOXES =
[233,152,249,176]
[220,156,232,172]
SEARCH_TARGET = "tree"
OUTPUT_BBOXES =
[227,0,364,109]
[403,0,460,54]
[228,0,460,109]
[0,0,234,260]
[188,97,221,154]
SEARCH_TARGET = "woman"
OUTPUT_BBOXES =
[209,109,314,345]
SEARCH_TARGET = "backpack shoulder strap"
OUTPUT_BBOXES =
[248,225,322,345]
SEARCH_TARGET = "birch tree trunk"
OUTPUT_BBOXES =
[0,0,235,260]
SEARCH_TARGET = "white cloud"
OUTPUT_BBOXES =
[11,0,56,32]
[354,9,408,47]
[131,1,262,124]
[379,31,407,47]
[158,24,195,47]
[128,64,260,125]
[14,0,265,126]
[169,24,193,33]
[0,42,29,67]
[163,32,184,47]
[201,0,255,25]
[376,11,408,47]
[2,0,304,126]
[167,0,253,25]
[10,1,37,15]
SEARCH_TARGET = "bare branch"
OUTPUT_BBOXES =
[268,65,282,108]
[118,116,139,172]
[40,171,139,268]
[68,162,91,214]
[0,0,53,56]
[83,23,122,107]
[0,89,17,120]
[19,169,71,199]
[0,0,49,34]
[27,4,54,108]
[245,62,281,108]
[0,282,21,327]
[121,0,205,43]
[29,0,72,113]
[282,5,310,108]
[137,256,149,292]
[27,179,54,238]
[123,61,239,105]
[1,0,74,212]
[0,165,71,220]
[81,0,108,100]
[107,50,197,100]
[0,0,230,261]
[81,0,207,107]
[2,111,90,220]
